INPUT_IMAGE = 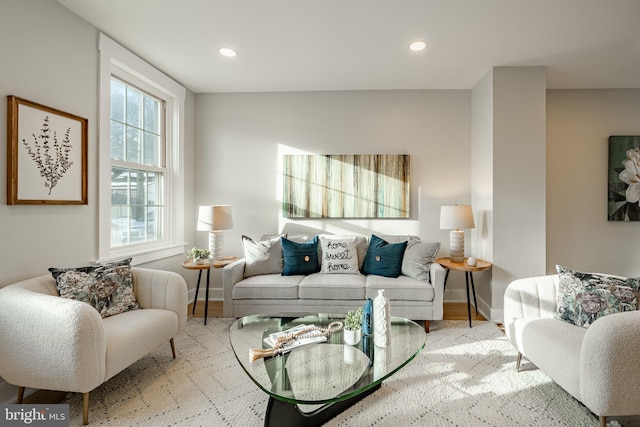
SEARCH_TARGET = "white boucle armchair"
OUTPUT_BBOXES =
[0,267,187,425]
[504,274,640,427]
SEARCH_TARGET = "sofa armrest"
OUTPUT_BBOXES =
[430,262,445,320]
[503,275,558,341]
[580,310,640,417]
[0,284,106,393]
[222,258,246,317]
[132,267,188,334]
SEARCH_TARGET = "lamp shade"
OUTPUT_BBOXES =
[197,205,233,231]
[439,205,475,230]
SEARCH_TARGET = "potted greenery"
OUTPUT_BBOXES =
[186,247,211,264]
[343,307,364,345]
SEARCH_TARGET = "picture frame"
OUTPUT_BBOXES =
[608,135,640,221]
[7,96,88,205]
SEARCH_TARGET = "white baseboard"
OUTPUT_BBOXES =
[444,291,503,323]
[187,287,223,303]
[0,379,33,405]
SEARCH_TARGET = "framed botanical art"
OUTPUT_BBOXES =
[7,96,88,205]
[608,135,640,221]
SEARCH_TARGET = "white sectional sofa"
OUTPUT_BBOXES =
[0,266,187,425]
[504,273,640,426]
[222,234,444,331]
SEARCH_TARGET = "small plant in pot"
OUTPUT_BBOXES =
[343,307,364,345]
[186,247,211,264]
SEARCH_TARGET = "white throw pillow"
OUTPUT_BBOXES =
[242,235,285,277]
[319,236,360,274]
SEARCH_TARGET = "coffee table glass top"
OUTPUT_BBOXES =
[229,313,426,405]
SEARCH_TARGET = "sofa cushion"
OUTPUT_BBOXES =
[281,236,320,276]
[555,265,639,328]
[233,274,302,299]
[242,235,285,277]
[319,236,361,274]
[362,235,407,278]
[299,273,366,300]
[365,274,435,302]
[319,234,368,269]
[49,258,140,318]
[379,235,440,282]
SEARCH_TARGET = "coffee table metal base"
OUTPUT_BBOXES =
[264,383,381,427]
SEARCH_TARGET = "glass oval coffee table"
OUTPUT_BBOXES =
[230,313,426,427]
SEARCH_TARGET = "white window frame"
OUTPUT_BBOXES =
[98,33,186,264]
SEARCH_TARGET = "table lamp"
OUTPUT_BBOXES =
[197,205,233,260]
[440,205,475,263]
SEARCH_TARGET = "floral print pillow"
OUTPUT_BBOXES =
[555,265,639,328]
[49,258,139,318]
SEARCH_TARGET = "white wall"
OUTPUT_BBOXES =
[0,0,196,403]
[195,90,474,301]
[547,89,640,277]
[492,67,547,308]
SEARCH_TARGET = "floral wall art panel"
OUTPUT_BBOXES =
[7,96,88,205]
[283,154,410,218]
[608,135,640,221]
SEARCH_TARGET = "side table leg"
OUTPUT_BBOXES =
[204,267,211,325]
[469,272,479,315]
[465,272,472,328]
[192,270,203,315]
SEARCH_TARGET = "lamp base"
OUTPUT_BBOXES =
[449,230,465,263]
[208,231,225,260]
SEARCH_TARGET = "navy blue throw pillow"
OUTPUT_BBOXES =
[362,235,407,278]
[281,236,320,276]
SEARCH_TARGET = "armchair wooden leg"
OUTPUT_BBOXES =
[599,415,606,427]
[516,352,522,372]
[83,392,89,425]
[170,338,176,359]
[16,386,25,404]
[424,321,430,333]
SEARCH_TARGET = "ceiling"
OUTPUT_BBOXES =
[57,0,640,93]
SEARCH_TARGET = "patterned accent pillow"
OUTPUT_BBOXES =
[555,265,639,328]
[362,235,407,278]
[319,236,360,274]
[49,258,139,318]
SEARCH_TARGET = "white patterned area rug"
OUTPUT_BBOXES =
[63,318,607,426]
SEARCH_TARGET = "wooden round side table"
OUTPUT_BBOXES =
[435,257,492,327]
[181,260,212,324]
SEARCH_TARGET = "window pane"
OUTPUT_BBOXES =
[109,77,166,251]
[126,126,141,163]
[111,80,125,122]
[126,87,142,127]
[143,132,160,166]
[110,121,125,160]
[147,206,162,241]
[111,206,130,247]
[111,166,128,205]
[147,172,161,205]
[143,95,159,133]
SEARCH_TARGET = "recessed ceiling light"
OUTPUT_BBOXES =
[219,47,237,58]
[409,40,427,52]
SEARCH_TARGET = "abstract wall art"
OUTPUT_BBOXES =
[283,154,410,218]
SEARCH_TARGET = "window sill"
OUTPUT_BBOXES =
[99,243,187,266]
